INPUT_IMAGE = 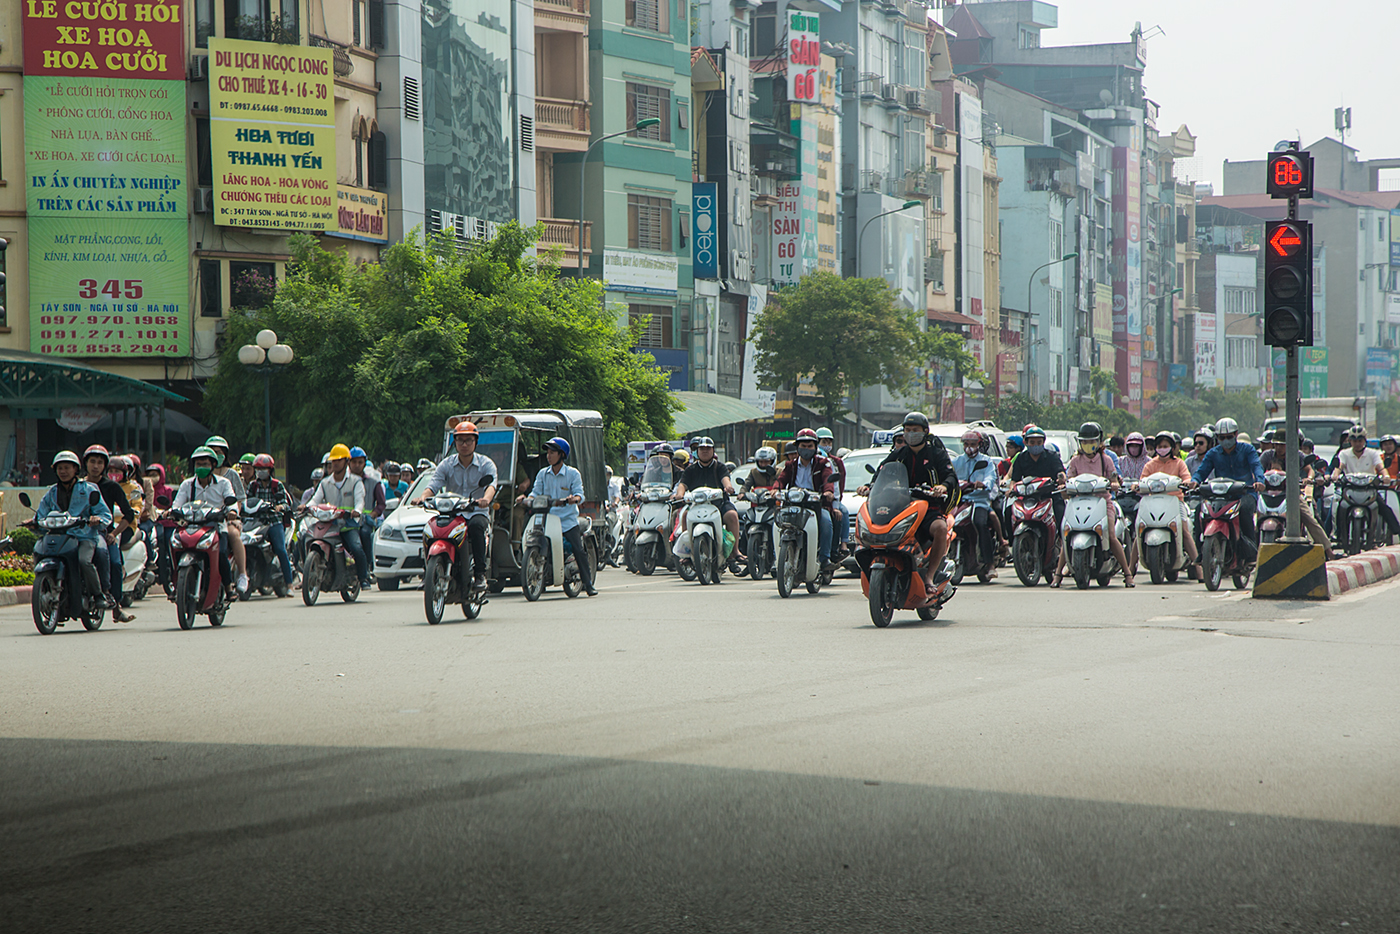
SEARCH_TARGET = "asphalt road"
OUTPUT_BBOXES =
[2,563,1398,933]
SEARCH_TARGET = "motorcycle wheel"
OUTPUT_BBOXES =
[121,593,134,608]
[637,541,657,576]
[208,604,226,627]
[32,570,61,635]
[424,555,449,624]
[563,557,583,598]
[1013,534,1041,587]
[176,564,200,629]
[805,567,822,595]
[301,552,322,606]
[1070,548,1093,590]
[1232,566,1251,590]
[82,605,106,631]
[341,574,361,603]
[696,536,713,585]
[916,606,938,621]
[1201,536,1224,591]
[1166,565,1180,583]
[776,539,798,598]
[678,557,697,582]
[1145,543,1166,585]
[522,546,545,602]
[1260,528,1279,546]
[749,533,767,580]
[273,575,290,598]
[463,591,483,620]
[950,541,966,586]
[868,567,894,628]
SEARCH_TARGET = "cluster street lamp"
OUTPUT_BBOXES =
[237,328,294,454]
[578,117,661,274]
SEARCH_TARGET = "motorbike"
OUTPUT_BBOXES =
[1198,478,1255,591]
[774,488,833,597]
[1135,472,1191,585]
[119,529,157,606]
[681,487,729,585]
[949,477,997,585]
[240,497,291,599]
[169,495,240,629]
[855,463,956,627]
[20,490,108,635]
[1062,475,1131,590]
[422,487,491,624]
[521,494,594,601]
[629,458,677,576]
[744,487,779,580]
[298,504,363,605]
[601,498,626,568]
[1256,470,1289,547]
[1007,476,1060,587]
[1334,473,1385,556]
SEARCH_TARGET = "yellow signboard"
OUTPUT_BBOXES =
[209,38,336,230]
[332,185,389,243]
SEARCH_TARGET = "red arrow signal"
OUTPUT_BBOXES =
[1269,224,1303,257]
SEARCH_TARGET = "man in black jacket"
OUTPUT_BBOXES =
[862,412,958,584]
[82,444,137,621]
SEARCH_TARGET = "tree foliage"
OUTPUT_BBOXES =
[987,387,1268,439]
[203,225,677,460]
[752,272,957,420]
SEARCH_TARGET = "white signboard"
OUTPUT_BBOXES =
[57,407,107,434]
[603,250,679,296]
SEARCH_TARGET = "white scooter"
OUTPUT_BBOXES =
[1135,472,1191,585]
[521,495,593,601]
[1062,475,1130,589]
[681,487,728,585]
[774,488,831,597]
[119,531,156,606]
[629,456,676,576]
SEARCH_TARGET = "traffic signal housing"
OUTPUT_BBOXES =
[1267,151,1313,199]
[1264,220,1313,347]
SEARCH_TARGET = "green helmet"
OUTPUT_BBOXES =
[204,435,229,465]
[191,445,218,463]
[239,453,256,464]
[815,427,834,440]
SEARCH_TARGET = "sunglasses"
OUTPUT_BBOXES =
[1194,440,1208,446]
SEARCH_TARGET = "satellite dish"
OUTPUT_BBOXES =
[1099,89,1113,105]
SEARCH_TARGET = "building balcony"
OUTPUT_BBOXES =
[901,171,932,198]
[535,97,591,152]
[536,218,592,269]
[534,0,588,33]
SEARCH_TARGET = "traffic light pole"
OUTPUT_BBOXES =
[1283,178,1303,542]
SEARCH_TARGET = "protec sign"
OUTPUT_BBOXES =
[692,182,718,279]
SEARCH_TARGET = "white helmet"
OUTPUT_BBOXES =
[52,450,81,469]
[837,447,852,458]
[754,446,777,465]
[1214,417,1239,436]
[311,467,324,483]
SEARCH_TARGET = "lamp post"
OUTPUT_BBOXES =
[578,117,660,275]
[1025,252,1078,400]
[852,200,920,425]
[237,328,294,454]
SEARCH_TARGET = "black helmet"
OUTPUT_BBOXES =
[902,411,930,430]
[655,444,674,458]
[1153,430,1175,446]
[1077,421,1103,442]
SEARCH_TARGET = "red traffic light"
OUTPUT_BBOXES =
[1268,223,1305,258]
[1267,151,1313,199]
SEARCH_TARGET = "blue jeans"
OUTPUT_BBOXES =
[341,526,370,584]
[267,522,294,584]
[106,540,122,600]
[94,538,111,592]
[833,501,850,552]
[817,507,833,565]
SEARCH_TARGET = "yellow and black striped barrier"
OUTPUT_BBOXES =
[1252,541,1328,600]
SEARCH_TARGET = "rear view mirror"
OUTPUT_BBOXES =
[224,495,238,507]
[865,464,876,475]
[18,492,31,508]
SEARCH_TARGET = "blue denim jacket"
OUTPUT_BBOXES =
[36,479,112,543]
[1192,442,1264,486]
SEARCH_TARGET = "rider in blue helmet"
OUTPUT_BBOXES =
[518,436,596,595]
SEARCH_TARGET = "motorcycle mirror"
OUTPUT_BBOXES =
[865,464,876,475]
[155,494,171,508]
[18,492,31,508]
[224,495,238,507]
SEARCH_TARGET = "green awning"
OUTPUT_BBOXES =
[671,391,768,435]
[0,348,185,416]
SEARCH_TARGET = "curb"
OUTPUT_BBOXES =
[1327,545,1400,596]
[0,586,33,607]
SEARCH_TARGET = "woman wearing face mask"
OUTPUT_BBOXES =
[245,454,296,592]
[1142,430,1200,575]
[774,428,839,571]
[1055,421,1134,588]
[1118,432,1151,481]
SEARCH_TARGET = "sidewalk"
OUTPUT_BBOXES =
[1327,545,1400,596]
[0,586,32,607]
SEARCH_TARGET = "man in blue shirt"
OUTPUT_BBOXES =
[416,422,499,588]
[518,436,596,596]
[951,429,1001,567]
[1191,416,1265,559]
[36,450,113,611]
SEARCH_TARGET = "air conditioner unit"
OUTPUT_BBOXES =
[194,187,214,214]
[904,87,932,113]
[189,55,210,81]
[881,82,897,101]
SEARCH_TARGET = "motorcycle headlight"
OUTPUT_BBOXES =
[41,516,70,529]
[859,513,917,545]
[197,530,218,549]
[786,489,806,503]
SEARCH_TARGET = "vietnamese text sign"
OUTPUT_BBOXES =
[1271,347,1329,399]
[210,38,336,230]
[603,250,678,295]
[23,0,185,79]
[331,185,389,243]
[786,10,819,102]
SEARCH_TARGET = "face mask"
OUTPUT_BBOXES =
[963,446,978,457]
[819,444,832,454]
[1157,446,1172,457]
[1079,442,1097,455]
[194,466,213,480]
[1127,445,1143,457]
[1220,436,1237,451]
[255,469,271,480]
[904,430,926,447]
[1027,443,1045,455]
[798,446,815,460]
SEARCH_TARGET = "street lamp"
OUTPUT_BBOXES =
[238,328,293,454]
[1025,252,1078,399]
[578,117,660,275]
[852,199,920,425]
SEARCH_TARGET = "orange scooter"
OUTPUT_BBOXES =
[855,462,958,627]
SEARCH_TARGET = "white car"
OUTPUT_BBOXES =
[372,471,435,591]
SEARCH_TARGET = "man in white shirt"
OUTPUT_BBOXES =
[1332,426,1400,542]
[171,445,239,596]
[307,443,371,587]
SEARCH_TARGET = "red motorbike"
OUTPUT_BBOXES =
[1008,476,1060,587]
[168,495,238,630]
[298,504,363,605]
[1198,478,1255,591]
[422,489,491,625]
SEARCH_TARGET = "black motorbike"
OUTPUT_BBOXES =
[21,490,109,635]
[241,497,291,599]
[743,487,778,580]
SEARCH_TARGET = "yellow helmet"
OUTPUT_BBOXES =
[672,449,690,467]
[329,443,352,460]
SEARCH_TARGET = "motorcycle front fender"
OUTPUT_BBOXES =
[635,530,659,545]
[1203,519,1230,539]
[178,551,197,567]
[34,557,62,576]
[426,540,455,558]
[1070,531,1097,551]
[1143,528,1173,547]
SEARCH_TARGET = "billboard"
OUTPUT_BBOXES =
[1093,282,1113,342]
[22,0,188,358]
[1111,145,1142,338]
[1391,208,1400,267]
[786,10,819,103]
[772,105,818,287]
[959,93,984,367]
[1271,347,1329,398]
[692,182,718,279]
[209,38,337,230]
[603,250,678,295]
[332,185,389,243]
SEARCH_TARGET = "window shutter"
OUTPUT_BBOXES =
[368,0,385,49]
[520,114,534,153]
[368,131,388,191]
[403,76,420,121]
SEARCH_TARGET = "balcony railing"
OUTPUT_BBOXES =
[535,98,590,151]
[536,0,588,11]
[537,218,592,268]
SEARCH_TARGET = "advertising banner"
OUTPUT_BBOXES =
[1391,208,1400,267]
[603,250,678,295]
[1271,347,1329,398]
[692,182,718,279]
[786,10,819,103]
[209,38,336,230]
[332,185,389,243]
[771,180,802,287]
[23,0,188,358]
[1093,282,1113,341]
[1366,347,1391,386]
[1111,146,1142,337]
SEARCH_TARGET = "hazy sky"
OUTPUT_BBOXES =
[1025,0,1400,191]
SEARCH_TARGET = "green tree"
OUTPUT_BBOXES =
[983,393,1046,434]
[1087,366,1120,402]
[753,272,935,420]
[203,225,677,460]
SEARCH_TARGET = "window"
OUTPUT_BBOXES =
[229,262,276,309]
[1050,288,1063,329]
[626,83,671,142]
[353,0,362,45]
[1226,336,1257,369]
[199,260,222,318]
[1051,220,1064,262]
[1222,286,1256,317]
[628,195,672,252]
[196,0,215,47]
[1019,26,1040,49]
[367,131,388,191]
[630,304,673,349]
[196,118,213,187]
[625,0,668,33]
[225,0,299,43]
[0,236,9,327]
[1382,218,1387,242]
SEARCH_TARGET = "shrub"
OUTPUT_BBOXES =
[0,567,35,587]
[9,527,36,557]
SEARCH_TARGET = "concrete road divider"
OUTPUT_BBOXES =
[1253,542,1329,600]
[1326,545,1400,596]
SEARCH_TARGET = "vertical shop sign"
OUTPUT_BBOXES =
[786,11,819,102]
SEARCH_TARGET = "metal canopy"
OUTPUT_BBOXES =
[672,391,768,435]
[0,349,185,413]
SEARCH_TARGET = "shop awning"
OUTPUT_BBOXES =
[672,391,768,435]
[0,348,185,416]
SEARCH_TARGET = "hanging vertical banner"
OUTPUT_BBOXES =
[692,182,718,279]
[786,10,819,102]
[209,38,337,230]
[23,0,189,358]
